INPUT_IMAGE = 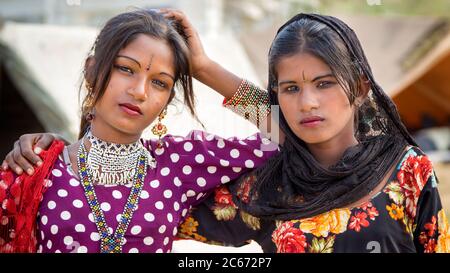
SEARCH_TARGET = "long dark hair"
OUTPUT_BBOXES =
[78,9,195,139]
[231,13,416,221]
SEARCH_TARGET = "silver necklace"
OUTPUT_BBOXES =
[85,130,155,185]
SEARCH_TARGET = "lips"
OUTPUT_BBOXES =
[119,103,142,115]
[300,116,325,124]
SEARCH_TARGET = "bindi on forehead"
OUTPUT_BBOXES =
[297,70,311,83]
[145,54,154,71]
[302,70,307,82]
[298,70,334,83]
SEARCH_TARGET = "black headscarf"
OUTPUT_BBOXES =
[231,13,417,221]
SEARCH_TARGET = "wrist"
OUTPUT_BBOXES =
[52,133,70,145]
[192,57,215,83]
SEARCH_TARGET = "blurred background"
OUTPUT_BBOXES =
[0,0,449,252]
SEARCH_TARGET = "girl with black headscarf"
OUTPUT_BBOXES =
[167,11,448,253]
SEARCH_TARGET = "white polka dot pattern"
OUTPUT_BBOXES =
[36,131,278,253]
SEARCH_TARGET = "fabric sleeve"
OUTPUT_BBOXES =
[177,183,275,250]
[412,171,449,253]
[143,130,279,208]
[408,148,449,253]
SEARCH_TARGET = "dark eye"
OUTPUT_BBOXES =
[152,79,167,89]
[114,65,133,75]
[284,85,300,93]
[317,81,335,89]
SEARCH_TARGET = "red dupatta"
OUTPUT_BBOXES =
[0,140,64,253]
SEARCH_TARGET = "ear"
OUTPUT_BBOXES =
[85,56,95,70]
[356,76,370,105]
[84,56,96,88]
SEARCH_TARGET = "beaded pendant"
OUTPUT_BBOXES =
[77,141,147,253]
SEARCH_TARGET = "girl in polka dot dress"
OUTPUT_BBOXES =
[0,9,278,253]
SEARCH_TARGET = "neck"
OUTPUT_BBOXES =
[307,130,358,169]
[90,120,141,144]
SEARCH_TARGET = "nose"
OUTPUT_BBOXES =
[128,76,148,101]
[298,87,319,112]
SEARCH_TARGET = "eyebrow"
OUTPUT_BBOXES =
[160,72,175,82]
[278,73,335,86]
[117,55,175,81]
[278,80,297,86]
[117,55,141,68]
[312,73,334,82]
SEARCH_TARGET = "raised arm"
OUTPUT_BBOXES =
[160,8,241,99]
[160,9,283,143]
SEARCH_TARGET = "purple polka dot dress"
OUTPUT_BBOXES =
[36,130,278,253]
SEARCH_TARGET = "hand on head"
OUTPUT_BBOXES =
[158,8,211,78]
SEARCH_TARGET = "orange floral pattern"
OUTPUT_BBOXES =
[436,209,450,253]
[299,208,351,237]
[386,203,404,221]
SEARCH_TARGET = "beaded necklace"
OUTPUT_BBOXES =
[77,140,147,253]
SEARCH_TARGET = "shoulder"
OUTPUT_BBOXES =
[142,130,278,157]
[141,130,210,157]
[395,146,435,187]
[388,146,437,218]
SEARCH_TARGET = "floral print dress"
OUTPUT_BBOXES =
[177,146,450,253]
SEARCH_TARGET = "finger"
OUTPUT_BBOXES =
[19,135,43,166]
[157,8,174,13]
[160,10,186,22]
[34,134,54,156]
[2,160,9,171]
[160,11,178,21]
[13,142,35,175]
[5,149,23,175]
[165,14,196,37]
[158,9,177,19]
[169,11,188,23]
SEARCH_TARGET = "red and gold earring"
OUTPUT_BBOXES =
[151,108,168,149]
